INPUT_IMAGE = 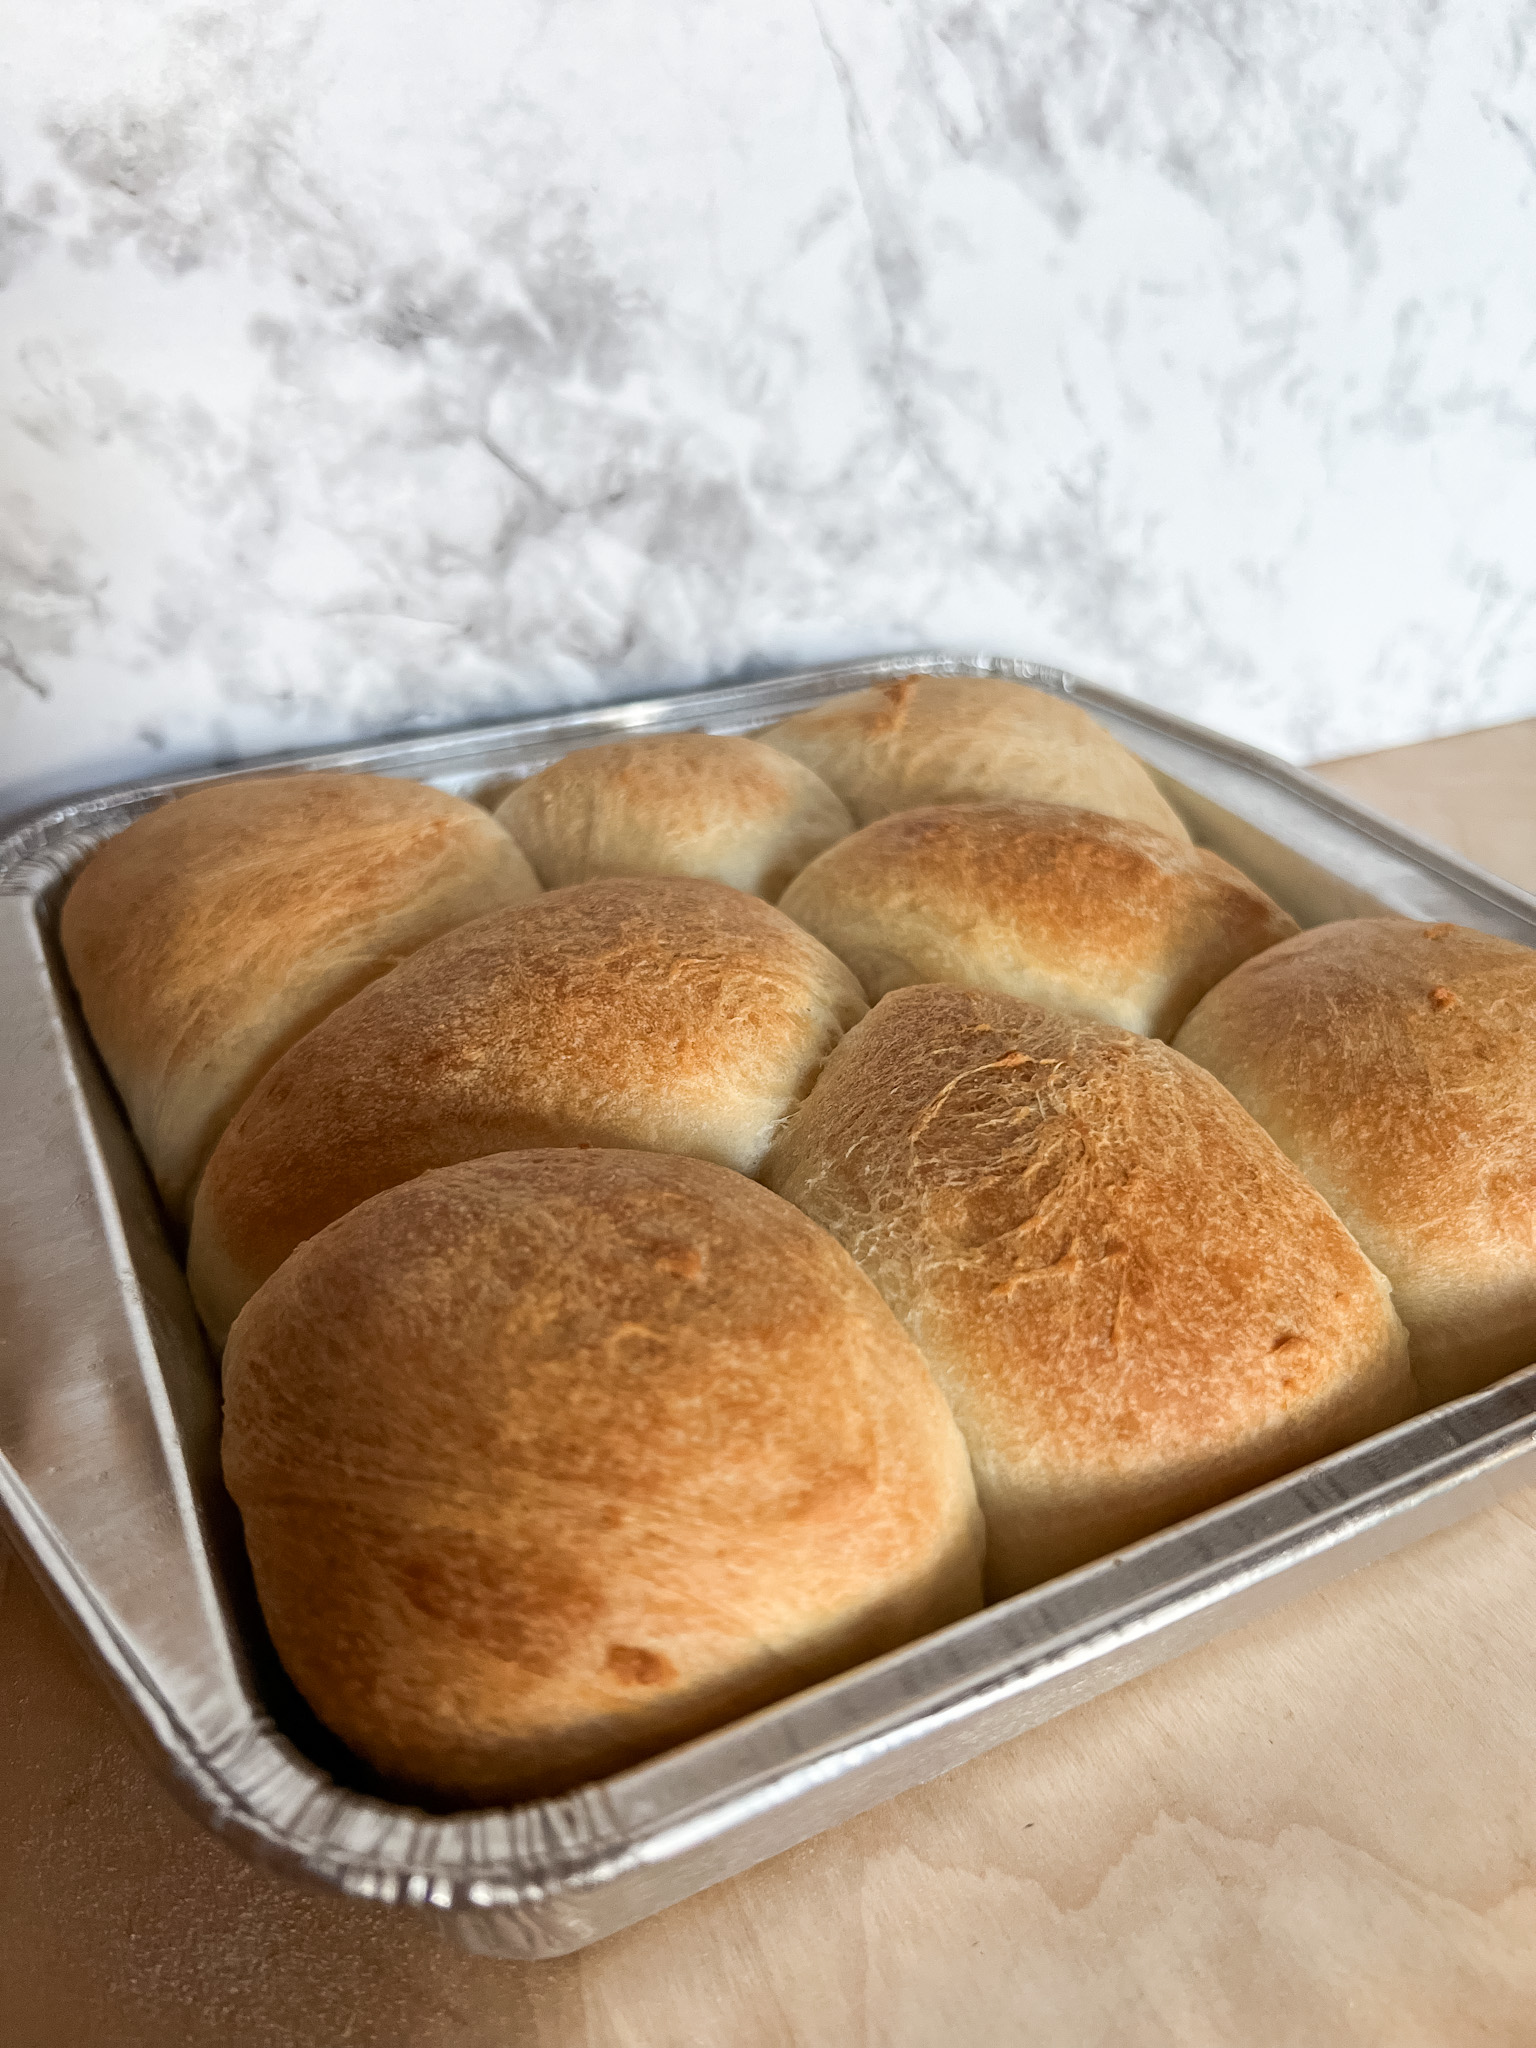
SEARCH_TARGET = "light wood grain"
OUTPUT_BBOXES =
[1311,716,1536,896]
[6,720,1536,2047]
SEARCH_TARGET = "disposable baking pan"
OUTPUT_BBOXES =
[5,652,1536,1961]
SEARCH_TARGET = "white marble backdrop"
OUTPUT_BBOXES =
[2,0,1534,813]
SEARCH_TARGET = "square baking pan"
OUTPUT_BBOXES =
[5,652,1536,1961]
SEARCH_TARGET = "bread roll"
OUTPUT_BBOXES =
[779,800,1297,1037]
[1174,918,1536,1406]
[221,1148,984,1802]
[59,772,539,1221]
[189,876,867,1344]
[760,674,1189,841]
[763,984,1414,1595]
[495,731,853,899]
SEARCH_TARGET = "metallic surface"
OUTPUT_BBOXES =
[4,652,1535,1961]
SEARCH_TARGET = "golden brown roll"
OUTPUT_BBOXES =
[221,1148,984,1803]
[763,984,1414,1596]
[779,800,1297,1037]
[188,876,867,1344]
[1174,918,1536,1406]
[59,772,539,1222]
[495,731,853,899]
[760,674,1189,840]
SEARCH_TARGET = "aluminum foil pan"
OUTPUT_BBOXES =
[5,652,1536,1960]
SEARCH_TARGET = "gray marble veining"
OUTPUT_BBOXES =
[2,0,1534,812]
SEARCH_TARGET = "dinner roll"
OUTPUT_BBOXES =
[495,731,853,899]
[222,1148,984,1803]
[760,674,1189,840]
[779,801,1297,1037]
[763,985,1413,1595]
[59,773,539,1222]
[189,877,866,1344]
[1174,919,1536,1406]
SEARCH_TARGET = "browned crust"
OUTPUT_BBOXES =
[779,800,1297,1036]
[188,875,867,1343]
[59,772,539,1219]
[759,675,1190,840]
[496,732,852,898]
[221,1149,983,1801]
[1174,918,1536,1402]
[763,983,1414,1593]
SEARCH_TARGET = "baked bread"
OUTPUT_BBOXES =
[495,731,853,899]
[760,674,1189,840]
[188,876,867,1344]
[221,1148,984,1803]
[1174,918,1536,1405]
[779,800,1297,1036]
[763,984,1414,1594]
[59,772,539,1222]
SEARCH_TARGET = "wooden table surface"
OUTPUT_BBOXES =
[5,717,1536,2048]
